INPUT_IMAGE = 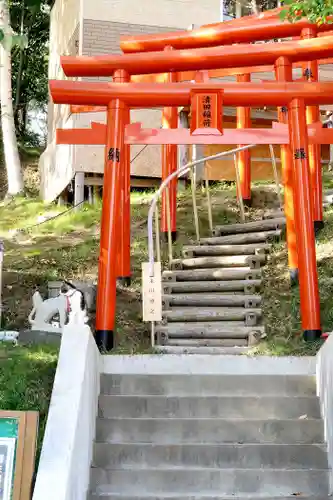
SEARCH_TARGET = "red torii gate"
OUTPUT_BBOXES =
[59,34,333,284]
[51,76,333,350]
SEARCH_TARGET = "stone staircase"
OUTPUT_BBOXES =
[88,359,330,499]
[156,216,285,354]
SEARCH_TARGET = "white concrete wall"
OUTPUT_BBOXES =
[33,325,100,500]
[82,0,220,28]
[40,115,77,202]
[41,0,82,200]
[317,334,333,493]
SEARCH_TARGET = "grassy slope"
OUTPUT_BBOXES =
[1,183,332,356]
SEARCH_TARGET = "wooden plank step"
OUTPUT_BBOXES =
[162,268,261,282]
[162,307,262,324]
[213,218,285,236]
[162,294,261,308]
[170,254,265,271]
[162,279,262,294]
[155,322,264,337]
[183,243,271,258]
[262,211,285,220]
[200,230,282,246]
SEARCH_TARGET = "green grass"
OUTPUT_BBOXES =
[0,343,58,459]
[2,182,332,357]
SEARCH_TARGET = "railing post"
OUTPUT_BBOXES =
[275,56,298,285]
[95,95,126,351]
[269,144,283,211]
[289,98,321,341]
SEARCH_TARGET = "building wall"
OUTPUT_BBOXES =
[82,0,220,28]
[76,20,185,178]
[73,0,220,178]
[40,0,82,201]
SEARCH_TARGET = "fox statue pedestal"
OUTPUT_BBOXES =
[19,288,89,346]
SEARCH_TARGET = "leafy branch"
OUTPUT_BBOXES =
[280,0,333,25]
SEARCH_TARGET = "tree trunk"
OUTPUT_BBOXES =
[0,0,24,195]
[14,3,25,114]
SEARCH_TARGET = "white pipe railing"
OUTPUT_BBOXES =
[147,143,257,277]
[269,144,283,211]
[233,152,245,222]
[190,166,200,241]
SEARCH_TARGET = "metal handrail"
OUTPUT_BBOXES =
[233,152,245,222]
[269,144,283,211]
[147,143,257,277]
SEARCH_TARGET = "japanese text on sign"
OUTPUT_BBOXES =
[142,262,162,322]
[190,89,223,135]
[202,96,212,127]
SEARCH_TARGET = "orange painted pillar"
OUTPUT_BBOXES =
[289,98,321,341]
[275,57,298,284]
[95,96,126,350]
[161,46,178,241]
[236,73,251,204]
[301,27,323,233]
[114,69,131,286]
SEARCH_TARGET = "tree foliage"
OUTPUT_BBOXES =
[0,0,50,143]
[281,0,333,25]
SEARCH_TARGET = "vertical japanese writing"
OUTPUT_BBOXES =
[108,148,120,162]
[294,148,307,160]
[202,95,211,127]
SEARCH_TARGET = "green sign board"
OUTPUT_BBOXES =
[0,417,19,500]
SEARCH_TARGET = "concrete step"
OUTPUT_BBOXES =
[162,307,262,324]
[98,395,321,419]
[155,321,265,339]
[89,495,331,500]
[213,218,285,236]
[170,255,266,271]
[200,229,282,246]
[162,294,261,308]
[95,417,324,445]
[154,346,253,355]
[89,468,329,497]
[162,268,261,283]
[183,243,271,257]
[163,279,262,294]
[100,374,316,397]
[93,442,328,470]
